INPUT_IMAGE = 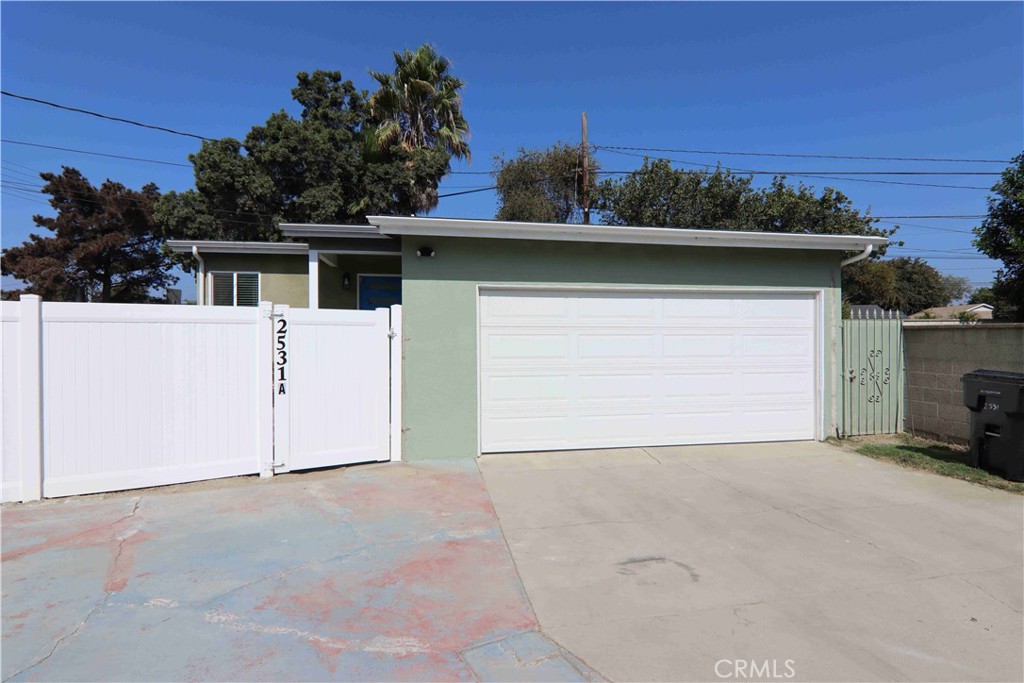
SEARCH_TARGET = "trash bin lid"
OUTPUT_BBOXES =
[961,368,1024,384]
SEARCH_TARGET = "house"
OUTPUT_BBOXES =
[910,303,994,320]
[169,217,887,461]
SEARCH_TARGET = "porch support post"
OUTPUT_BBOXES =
[307,249,319,309]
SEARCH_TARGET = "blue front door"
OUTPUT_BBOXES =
[358,275,402,310]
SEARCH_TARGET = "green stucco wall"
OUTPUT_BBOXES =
[400,236,843,460]
[200,253,400,309]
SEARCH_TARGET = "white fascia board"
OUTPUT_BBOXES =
[165,240,308,255]
[279,223,393,239]
[367,216,889,252]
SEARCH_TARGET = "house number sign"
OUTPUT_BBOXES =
[276,318,288,395]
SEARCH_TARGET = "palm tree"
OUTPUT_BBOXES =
[368,44,471,162]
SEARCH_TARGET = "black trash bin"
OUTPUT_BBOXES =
[962,369,1024,481]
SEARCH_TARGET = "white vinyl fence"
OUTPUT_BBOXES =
[1,296,400,503]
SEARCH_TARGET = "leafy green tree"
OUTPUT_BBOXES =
[155,67,458,254]
[843,257,958,315]
[493,142,597,223]
[969,285,1016,321]
[842,259,901,310]
[939,274,973,305]
[596,160,755,230]
[596,159,895,241]
[2,168,175,302]
[973,152,1024,321]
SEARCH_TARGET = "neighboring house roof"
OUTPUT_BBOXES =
[366,216,889,252]
[911,303,994,319]
[166,240,307,255]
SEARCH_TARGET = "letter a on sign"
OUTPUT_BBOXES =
[278,384,286,395]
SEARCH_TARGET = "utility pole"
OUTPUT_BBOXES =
[581,112,590,225]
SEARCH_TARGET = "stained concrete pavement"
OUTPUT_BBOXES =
[480,441,1024,682]
[2,461,601,682]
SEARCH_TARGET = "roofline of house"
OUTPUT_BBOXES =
[279,223,393,239]
[166,240,308,255]
[366,216,890,251]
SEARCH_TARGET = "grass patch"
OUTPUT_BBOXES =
[855,440,1024,494]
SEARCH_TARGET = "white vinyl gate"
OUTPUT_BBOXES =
[1,296,400,502]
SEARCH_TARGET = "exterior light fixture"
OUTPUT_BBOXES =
[416,246,435,258]
[342,272,351,290]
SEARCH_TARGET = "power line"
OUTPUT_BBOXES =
[1,91,214,141]
[594,144,1010,164]
[872,214,985,219]
[2,139,192,167]
[596,148,991,189]
[438,186,497,198]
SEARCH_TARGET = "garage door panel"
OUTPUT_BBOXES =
[742,370,815,395]
[579,296,656,319]
[662,334,735,357]
[662,296,735,319]
[485,374,569,402]
[485,333,570,359]
[480,290,818,452]
[576,374,656,400]
[740,334,813,357]
[482,292,572,318]
[578,334,655,359]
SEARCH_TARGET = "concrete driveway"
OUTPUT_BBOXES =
[480,442,1024,682]
[1,461,599,682]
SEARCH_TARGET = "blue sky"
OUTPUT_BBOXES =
[2,2,1021,300]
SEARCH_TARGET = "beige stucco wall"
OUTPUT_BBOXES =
[202,253,308,308]
[200,253,400,309]
[904,324,1024,443]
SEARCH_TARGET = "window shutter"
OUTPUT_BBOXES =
[235,273,259,307]
[211,273,235,306]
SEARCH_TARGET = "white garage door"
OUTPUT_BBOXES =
[479,289,819,453]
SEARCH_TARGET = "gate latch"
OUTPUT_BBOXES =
[388,328,398,340]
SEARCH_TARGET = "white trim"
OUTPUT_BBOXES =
[319,253,339,268]
[167,240,308,255]
[356,273,402,311]
[280,224,394,239]
[322,250,403,256]
[474,283,828,456]
[308,250,319,310]
[369,215,888,252]
[389,304,403,462]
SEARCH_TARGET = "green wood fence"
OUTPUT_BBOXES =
[841,312,905,436]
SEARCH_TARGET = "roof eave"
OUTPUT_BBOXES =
[367,216,888,252]
[279,223,393,239]
[166,240,308,255]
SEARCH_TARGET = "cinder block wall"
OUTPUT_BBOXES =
[904,324,1024,443]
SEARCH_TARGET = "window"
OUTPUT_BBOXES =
[209,272,259,307]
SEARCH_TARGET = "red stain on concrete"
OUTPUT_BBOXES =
[309,637,346,674]
[256,577,354,624]
[354,536,537,653]
[103,530,154,594]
